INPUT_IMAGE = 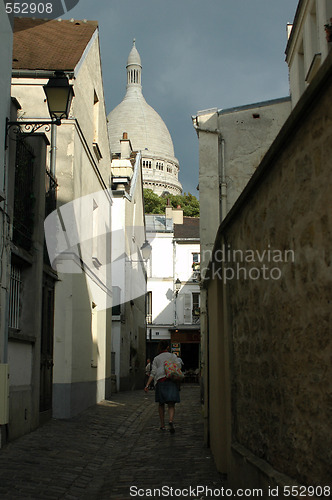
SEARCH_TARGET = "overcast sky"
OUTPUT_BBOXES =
[62,0,299,195]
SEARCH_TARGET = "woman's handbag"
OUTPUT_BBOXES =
[164,358,184,382]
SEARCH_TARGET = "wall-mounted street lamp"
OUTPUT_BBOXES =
[129,240,152,263]
[5,71,74,149]
[175,278,181,296]
[140,240,152,261]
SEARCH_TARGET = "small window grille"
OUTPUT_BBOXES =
[9,264,21,329]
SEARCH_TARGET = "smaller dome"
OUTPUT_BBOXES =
[127,39,141,67]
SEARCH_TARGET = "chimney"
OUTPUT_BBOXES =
[120,132,132,159]
[165,204,183,225]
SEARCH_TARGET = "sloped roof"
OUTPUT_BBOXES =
[13,18,98,71]
[174,217,200,239]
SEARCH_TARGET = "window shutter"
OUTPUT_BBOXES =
[184,293,192,324]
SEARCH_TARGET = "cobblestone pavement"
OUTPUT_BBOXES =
[0,385,226,499]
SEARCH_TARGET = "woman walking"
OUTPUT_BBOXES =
[144,340,181,433]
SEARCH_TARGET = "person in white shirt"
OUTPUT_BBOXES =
[144,340,181,433]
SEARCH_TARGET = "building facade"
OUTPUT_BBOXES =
[192,97,291,445]
[11,18,113,420]
[146,209,200,375]
[111,134,147,392]
[286,0,332,106]
[194,0,332,490]
[108,41,182,196]
[0,6,14,446]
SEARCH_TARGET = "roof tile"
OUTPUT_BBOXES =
[13,18,98,71]
[174,217,200,239]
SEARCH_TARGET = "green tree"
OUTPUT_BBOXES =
[143,189,199,217]
[143,189,167,214]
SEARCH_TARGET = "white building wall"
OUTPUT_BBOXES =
[11,33,113,418]
[193,98,291,277]
[286,0,332,107]
[147,217,200,344]
[148,233,173,276]
[111,153,147,391]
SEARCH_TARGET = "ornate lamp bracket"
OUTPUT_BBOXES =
[5,117,61,149]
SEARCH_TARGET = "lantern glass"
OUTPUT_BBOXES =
[141,241,152,261]
[43,72,74,121]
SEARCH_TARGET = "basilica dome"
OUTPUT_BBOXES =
[108,41,182,196]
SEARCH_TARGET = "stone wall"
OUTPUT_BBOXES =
[208,51,332,487]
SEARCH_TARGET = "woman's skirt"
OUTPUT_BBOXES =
[155,379,180,404]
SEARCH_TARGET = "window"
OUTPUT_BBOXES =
[93,91,102,161]
[156,162,164,171]
[184,293,192,324]
[192,292,200,324]
[146,291,152,324]
[112,287,121,316]
[13,139,35,251]
[192,253,200,281]
[9,264,22,330]
[192,253,200,264]
[93,90,99,143]
[92,199,102,268]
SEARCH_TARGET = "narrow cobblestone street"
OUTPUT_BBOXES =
[0,386,225,499]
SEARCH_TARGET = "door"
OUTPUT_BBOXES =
[39,275,55,417]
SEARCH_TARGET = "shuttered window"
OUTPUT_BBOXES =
[183,293,192,324]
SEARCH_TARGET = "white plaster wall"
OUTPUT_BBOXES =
[150,327,170,341]
[218,99,291,213]
[196,100,291,274]
[195,111,221,279]
[286,0,332,107]
[175,243,200,282]
[148,279,174,325]
[148,233,173,278]
[111,197,126,304]
[111,155,147,390]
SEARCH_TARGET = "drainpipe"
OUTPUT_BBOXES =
[191,118,227,222]
[192,115,228,447]
[220,138,227,221]
[50,124,57,178]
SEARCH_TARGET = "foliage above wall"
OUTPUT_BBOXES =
[143,189,200,217]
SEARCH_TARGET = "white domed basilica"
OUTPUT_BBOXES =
[108,41,182,196]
